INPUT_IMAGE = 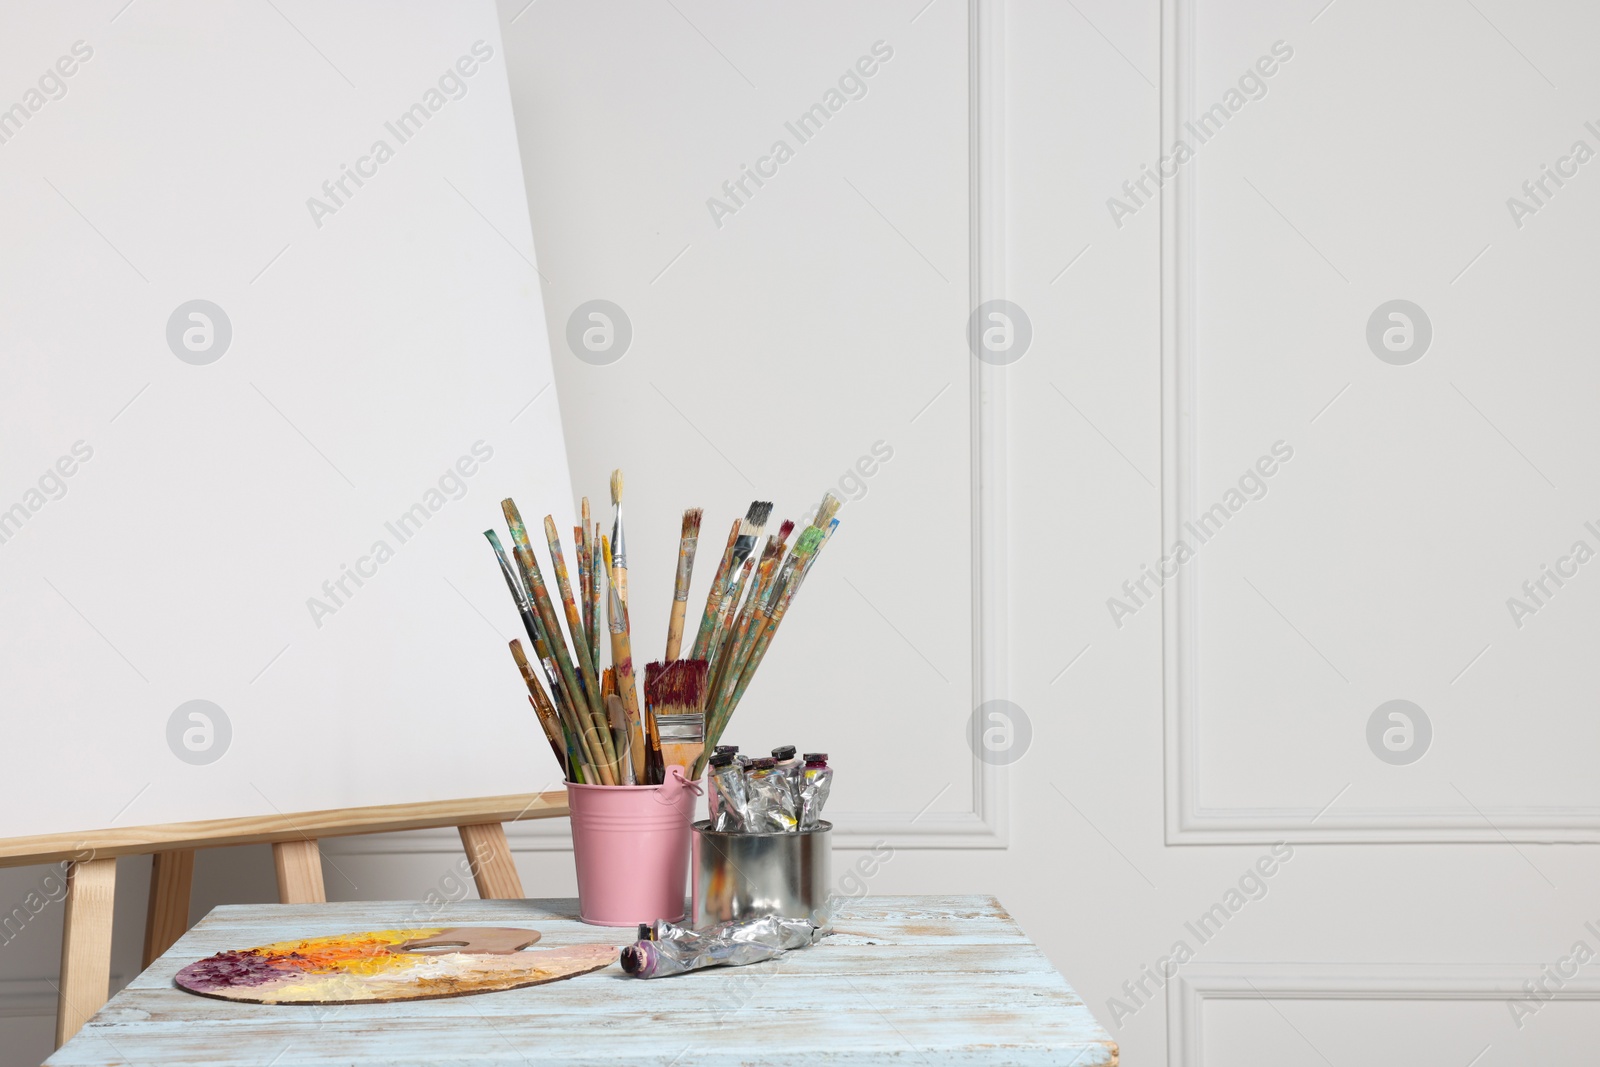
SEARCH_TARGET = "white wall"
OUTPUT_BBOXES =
[6,3,1600,1066]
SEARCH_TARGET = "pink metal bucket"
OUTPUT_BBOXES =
[566,767,697,926]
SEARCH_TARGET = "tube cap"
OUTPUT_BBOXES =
[771,745,797,760]
[803,753,828,764]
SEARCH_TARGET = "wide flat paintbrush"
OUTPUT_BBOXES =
[645,659,708,779]
[664,507,702,661]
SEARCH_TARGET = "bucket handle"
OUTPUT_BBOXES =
[655,765,703,801]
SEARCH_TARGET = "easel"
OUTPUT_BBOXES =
[0,789,568,1048]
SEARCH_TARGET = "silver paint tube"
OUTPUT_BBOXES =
[619,914,828,978]
[743,757,796,832]
[709,751,748,832]
[799,753,832,829]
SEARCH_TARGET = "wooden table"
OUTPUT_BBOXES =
[47,895,1117,1066]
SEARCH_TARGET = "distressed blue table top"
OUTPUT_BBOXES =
[50,894,1117,1066]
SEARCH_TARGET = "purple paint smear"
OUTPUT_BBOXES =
[176,950,295,991]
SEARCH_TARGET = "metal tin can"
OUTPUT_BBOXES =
[691,819,832,929]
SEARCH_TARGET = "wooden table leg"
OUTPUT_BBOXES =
[56,856,116,1048]
[141,849,194,969]
[272,839,326,903]
[458,823,523,900]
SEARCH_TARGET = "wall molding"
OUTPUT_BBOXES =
[339,0,1008,857]
[1157,0,1600,844]
[0,977,59,1018]
[1167,962,1600,1067]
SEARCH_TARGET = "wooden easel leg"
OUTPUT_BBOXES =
[141,849,194,969]
[458,823,523,900]
[272,839,326,903]
[56,856,117,1048]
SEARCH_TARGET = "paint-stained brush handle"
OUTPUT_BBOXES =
[511,641,568,777]
[602,534,650,785]
[689,519,741,662]
[664,508,703,661]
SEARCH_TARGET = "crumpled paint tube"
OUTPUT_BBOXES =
[709,750,749,832]
[798,753,831,829]
[619,914,828,978]
[742,757,797,831]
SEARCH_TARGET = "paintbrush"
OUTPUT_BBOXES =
[708,553,756,672]
[664,507,702,661]
[575,506,592,662]
[699,522,832,774]
[707,520,793,721]
[702,532,814,763]
[533,624,599,783]
[812,490,842,530]
[484,529,542,652]
[645,659,709,779]
[485,529,590,782]
[510,640,569,777]
[601,667,632,785]
[602,533,651,784]
[605,693,632,785]
[690,502,772,661]
[705,501,771,667]
[544,514,605,726]
[580,497,599,665]
[503,499,619,784]
[588,521,603,671]
[688,518,740,662]
[516,540,615,785]
[610,469,628,608]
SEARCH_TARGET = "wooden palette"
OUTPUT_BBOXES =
[173,927,617,1004]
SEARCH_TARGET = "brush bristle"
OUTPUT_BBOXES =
[610,469,623,505]
[813,492,841,528]
[644,659,709,710]
[542,515,559,540]
[794,525,825,554]
[744,500,773,527]
[777,519,795,543]
[681,507,703,538]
